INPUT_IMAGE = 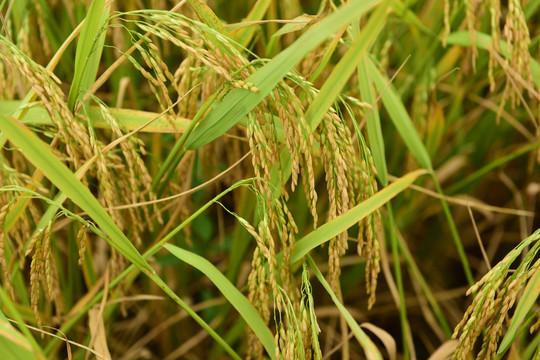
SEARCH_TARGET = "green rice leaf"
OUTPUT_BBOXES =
[164,244,276,360]
[358,57,388,185]
[305,1,388,131]
[367,58,433,170]
[67,0,109,111]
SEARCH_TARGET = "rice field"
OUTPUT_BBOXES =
[0,0,539,359]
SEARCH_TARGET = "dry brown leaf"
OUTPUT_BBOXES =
[427,340,458,360]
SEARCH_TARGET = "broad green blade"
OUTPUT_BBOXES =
[185,0,381,150]
[358,57,388,185]
[305,1,388,131]
[290,169,427,264]
[307,256,382,360]
[367,58,433,170]
[165,244,276,360]
[67,0,109,111]
[0,116,241,360]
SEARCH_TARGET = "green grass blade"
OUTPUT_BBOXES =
[0,116,241,359]
[185,0,381,150]
[289,169,427,264]
[386,203,411,359]
[164,243,276,359]
[305,1,388,131]
[357,54,387,185]
[307,256,382,360]
[498,266,540,355]
[366,57,433,170]
[67,0,109,111]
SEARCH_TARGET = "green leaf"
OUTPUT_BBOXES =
[358,57,388,185]
[289,169,427,264]
[165,244,276,359]
[185,0,381,150]
[367,57,433,170]
[305,1,388,131]
[67,0,109,111]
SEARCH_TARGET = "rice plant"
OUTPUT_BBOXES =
[0,0,539,359]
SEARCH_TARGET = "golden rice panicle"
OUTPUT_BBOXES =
[273,197,298,296]
[487,0,501,91]
[443,0,451,46]
[273,286,304,360]
[247,109,280,221]
[464,0,481,70]
[132,41,176,114]
[318,112,355,292]
[31,0,53,59]
[365,210,382,309]
[452,230,540,359]
[175,56,204,119]
[26,222,54,329]
[280,83,318,225]
[247,247,270,359]
[0,37,93,168]
[301,262,322,358]
[501,0,532,109]
[76,224,88,266]
[300,131,318,229]
[96,103,157,243]
[243,185,302,359]
[357,151,382,309]
[0,56,18,100]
